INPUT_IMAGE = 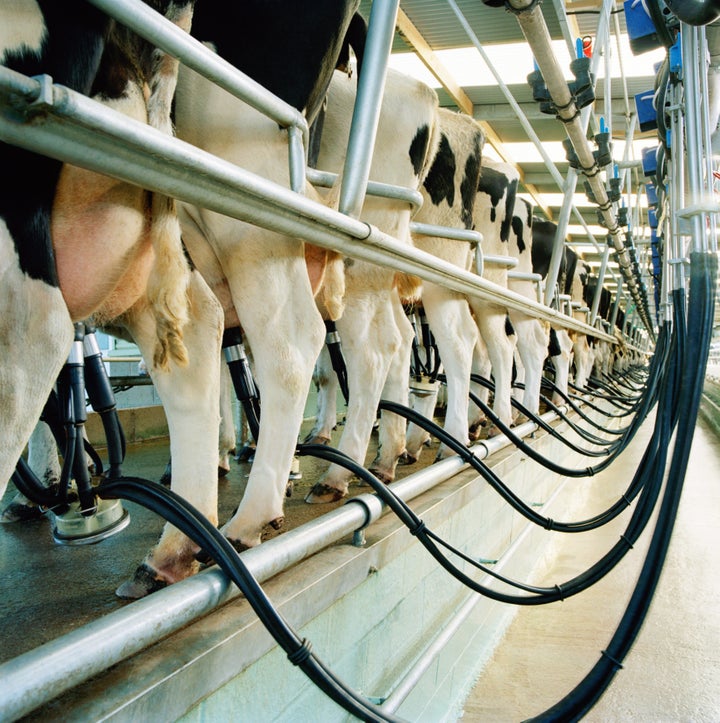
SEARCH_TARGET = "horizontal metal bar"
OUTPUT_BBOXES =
[0,72,615,341]
[484,254,519,268]
[507,271,542,281]
[410,222,483,245]
[306,167,424,211]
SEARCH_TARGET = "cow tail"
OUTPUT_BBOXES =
[148,195,191,369]
[144,1,196,369]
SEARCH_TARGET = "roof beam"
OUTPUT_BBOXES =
[395,8,474,115]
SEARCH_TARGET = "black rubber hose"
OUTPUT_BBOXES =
[476,374,623,448]
[302,388,672,605]
[375,400,656,535]
[464,390,632,478]
[528,251,715,721]
[97,476,401,723]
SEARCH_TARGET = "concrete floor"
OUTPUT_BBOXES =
[460,412,720,721]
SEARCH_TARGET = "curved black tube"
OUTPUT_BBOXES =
[97,476,401,723]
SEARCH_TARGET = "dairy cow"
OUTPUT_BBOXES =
[170,6,364,537]
[466,158,520,438]
[0,2,228,598]
[404,109,484,462]
[302,68,441,504]
[530,219,592,401]
[506,198,550,419]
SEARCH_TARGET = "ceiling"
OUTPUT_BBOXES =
[357,0,670,326]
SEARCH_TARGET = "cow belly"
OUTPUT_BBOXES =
[52,165,151,321]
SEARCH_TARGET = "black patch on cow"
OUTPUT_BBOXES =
[501,178,518,244]
[1,2,110,284]
[512,197,533,253]
[190,1,363,124]
[531,219,557,278]
[409,124,431,177]
[477,166,507,223]
[477,167,517,243]
[511,215,525,254]
[423,133,456,208]
[460,140,483,230]
[548,328,561,357]
[505,315,515,337]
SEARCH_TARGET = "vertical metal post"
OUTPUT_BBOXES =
[610,284,623,329]
[590,245,611,325]
[543,170,577,306]
[338,0,399,218]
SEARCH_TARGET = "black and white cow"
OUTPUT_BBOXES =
[302,67,441,504]
[466,158,520,437]
[506,198,550,419]
[530,219,591,400]
[166,4,365,544]
[1,2,228,599]
[404,108,485,462]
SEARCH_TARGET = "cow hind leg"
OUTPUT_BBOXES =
[306,292,399,503]
[222,255,325,547]
[1,420,61,522]
[369,294,414,481]
[418,286,477,460]
[115,271,223,599]
[303,344,339,445]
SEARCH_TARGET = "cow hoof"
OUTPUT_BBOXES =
[0,502,43,523]
[468,420,487,441]
[116,563,168,599]
[398,451,418,465]
[269,516,284,531]
[302,433,332,445]
[218,465,230,478]
[305,483,346,504]
[486,424,502,439]
[368,467,394,485]
[286,479,294,497]
[235,443,256,463]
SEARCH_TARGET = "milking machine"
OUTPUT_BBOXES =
[12,323,129,544]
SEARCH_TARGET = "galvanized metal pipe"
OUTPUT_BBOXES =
[0,69,614,340]
[590,245,611,325]
[338,0,399,218]
[505,0,651,335]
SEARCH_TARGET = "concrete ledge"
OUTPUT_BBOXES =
[85,406,168,447]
